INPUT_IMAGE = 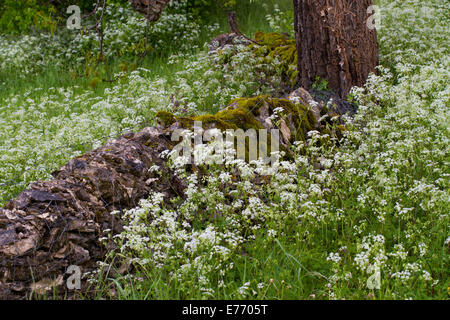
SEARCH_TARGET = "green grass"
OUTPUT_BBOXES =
[0,0,292,102]
[1,0,448,300]
[84,0,448,301]
[0,0,294,205]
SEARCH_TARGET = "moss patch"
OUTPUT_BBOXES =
[250,32,298,90]
[157,95,314,142]
[156,110,176,127]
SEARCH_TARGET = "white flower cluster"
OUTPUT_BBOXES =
[1,0,448,300]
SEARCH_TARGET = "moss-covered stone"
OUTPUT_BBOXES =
[155,110,176,127]
[250,32,298,89]
[156,95,315,148]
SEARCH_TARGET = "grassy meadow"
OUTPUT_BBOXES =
[0,0,448,300]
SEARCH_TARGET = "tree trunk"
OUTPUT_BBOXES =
[227,11,240,34]
[293,0,379,97]
[129,0,171,22]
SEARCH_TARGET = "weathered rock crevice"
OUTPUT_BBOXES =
[0,127,184,299]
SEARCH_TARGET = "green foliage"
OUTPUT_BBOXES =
[0,0,296,204]
[1,0,448,301]
[88,0,448,300]
[42,0,98,12]
[0,0,59,34]
[312,76,330,92]
[264,3,294,36]
[167,0,218,20]
[251,31,298,89]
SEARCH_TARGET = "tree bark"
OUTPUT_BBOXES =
[129,0,171,22]
[293,0,379,97]
[227,11,240,34]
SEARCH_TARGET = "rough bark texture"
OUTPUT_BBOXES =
[129,0,171,21]
[293,0,379,97]
[227,11,241,34]
[0,92,331,299]
[0,128,186,299]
